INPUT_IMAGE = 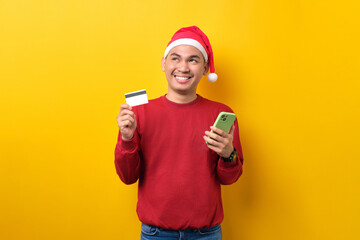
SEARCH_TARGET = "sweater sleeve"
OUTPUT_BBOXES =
[114,130,141,185]
[216,119,244,185]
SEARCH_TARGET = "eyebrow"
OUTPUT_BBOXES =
[169,53,201,59]
[170,53,181,58]
[189,55,201,59]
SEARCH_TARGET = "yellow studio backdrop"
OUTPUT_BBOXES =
[1,0,359,239]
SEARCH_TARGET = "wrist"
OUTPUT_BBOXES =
[122,137,133,141]
[221,147,234,158]
[221,148,237,163]
[121,134,134,141]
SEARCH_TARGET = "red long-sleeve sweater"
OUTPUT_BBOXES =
[114,95,243,230]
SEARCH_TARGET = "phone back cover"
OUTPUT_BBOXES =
[213,112,236,133]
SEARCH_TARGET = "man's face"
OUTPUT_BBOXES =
[161,45,209,96]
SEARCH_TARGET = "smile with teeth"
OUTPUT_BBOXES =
[174,74,192,83]
[175,76,191,80]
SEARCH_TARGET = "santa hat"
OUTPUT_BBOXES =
[164,26,218,82]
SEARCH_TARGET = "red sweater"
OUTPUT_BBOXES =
[114,95,243,230]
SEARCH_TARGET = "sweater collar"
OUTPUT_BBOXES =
[161,94,203,108]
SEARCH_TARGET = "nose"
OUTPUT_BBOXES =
[177,60,190,72]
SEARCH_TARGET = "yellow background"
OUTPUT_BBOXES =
[1,0,359,239]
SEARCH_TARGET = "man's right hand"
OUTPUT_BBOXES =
[117,104,137,140]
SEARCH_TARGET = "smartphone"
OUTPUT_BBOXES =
[206,112,236,145]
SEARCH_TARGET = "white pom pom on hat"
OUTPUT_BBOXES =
[207,73,218,82]
[164,26,218,82]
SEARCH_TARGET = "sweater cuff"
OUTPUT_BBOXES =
[119,133,139,151]
[218,156,240,168]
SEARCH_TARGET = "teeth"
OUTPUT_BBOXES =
[176,76,190,80]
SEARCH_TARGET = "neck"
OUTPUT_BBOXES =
[166,91,198,104]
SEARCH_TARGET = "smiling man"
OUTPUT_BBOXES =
[115,26,244,240]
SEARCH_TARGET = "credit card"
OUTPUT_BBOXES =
[125,89,148,107]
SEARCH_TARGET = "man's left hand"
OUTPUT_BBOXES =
[204,125,235,158]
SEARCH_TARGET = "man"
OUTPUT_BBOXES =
[115,26,243,240]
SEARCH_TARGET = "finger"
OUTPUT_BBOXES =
[205,130,222,143]
[119,109,135,118]
[120,119,135,129]
[229,124,235,136]
[118,113,135,124]
[204,135,222,147]
[117,112,134,121]
[120,104,132,112]
[118,110,136,123]
[120,109,134,115]
[120,115,135,126]
[206,140,233,157]
[210,126,226,137]
[204,139,222,153]
[205,130,230,144]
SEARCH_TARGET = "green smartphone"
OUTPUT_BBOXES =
[206,112,237,145]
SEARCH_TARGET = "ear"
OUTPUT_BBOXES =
[161,57,165,72]
[203,61,210,75]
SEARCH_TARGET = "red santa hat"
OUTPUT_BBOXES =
[164,26,218,82]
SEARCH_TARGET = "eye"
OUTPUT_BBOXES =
[171,57,179,61]
[189,59,198,63]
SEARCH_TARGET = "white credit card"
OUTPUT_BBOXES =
[125,89,148,107]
